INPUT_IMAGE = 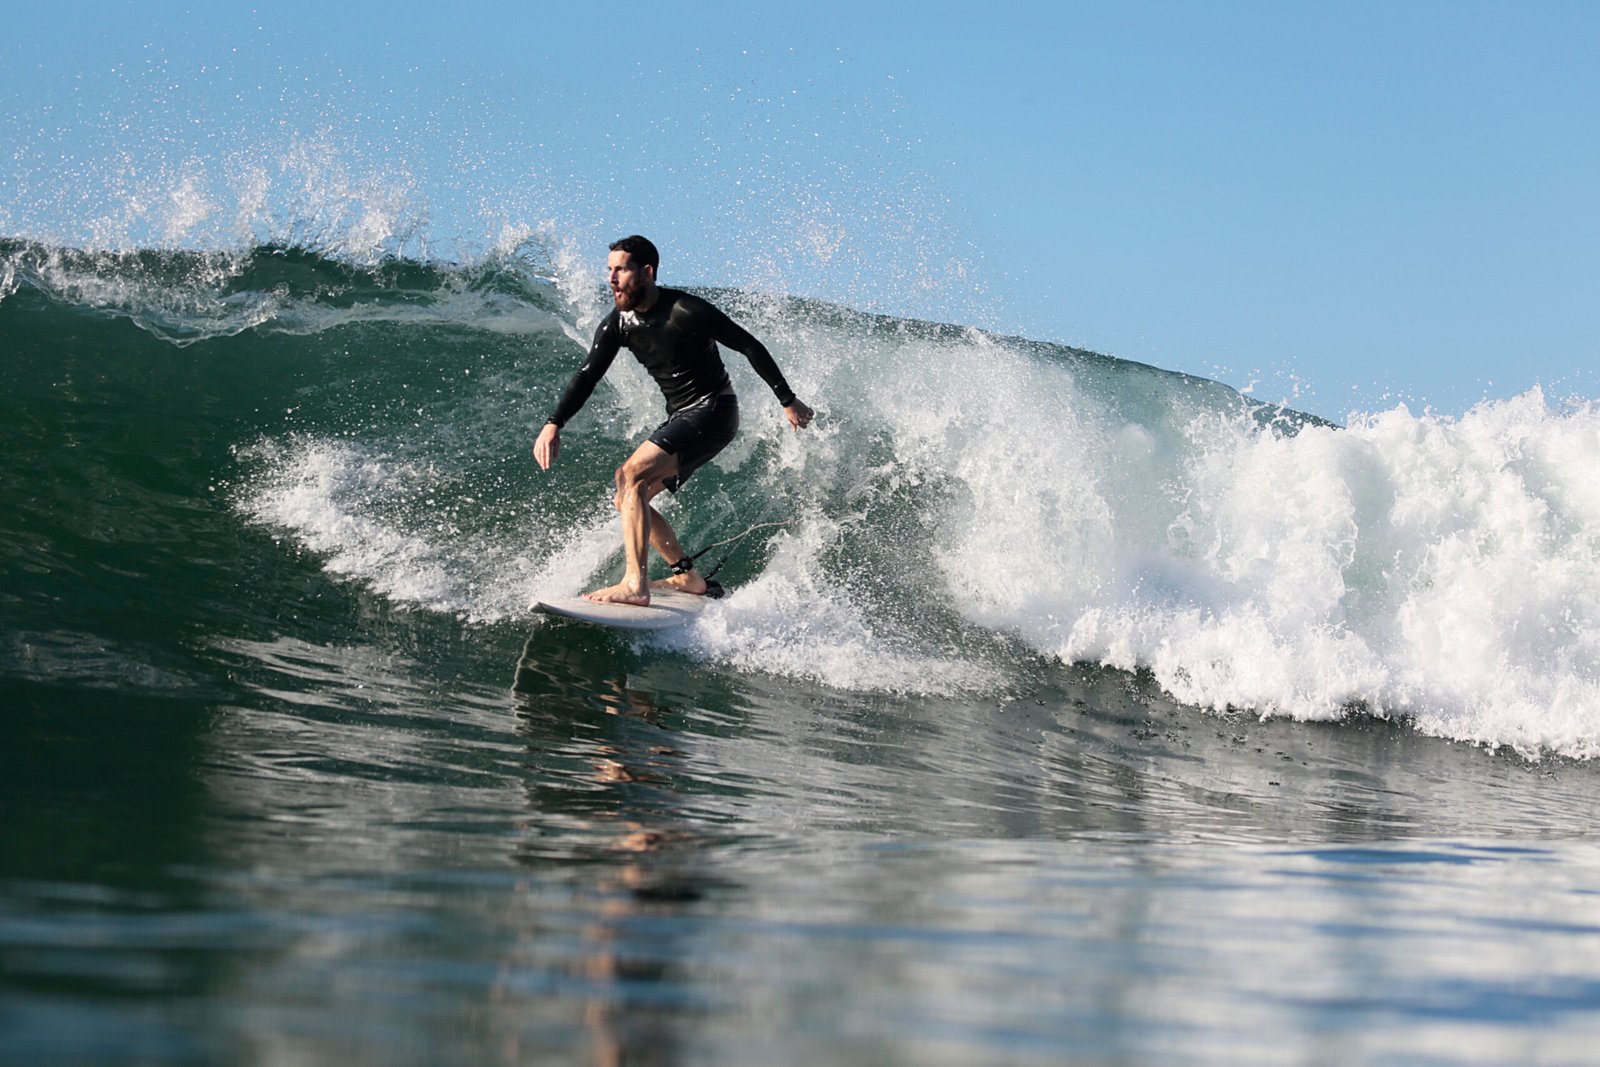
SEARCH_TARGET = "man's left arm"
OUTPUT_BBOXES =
[687,298,813,429]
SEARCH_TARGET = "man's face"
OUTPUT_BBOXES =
[608,251,654,311]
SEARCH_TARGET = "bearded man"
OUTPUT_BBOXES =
[533,235,814,604]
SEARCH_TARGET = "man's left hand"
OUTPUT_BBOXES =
[784,400,815,432]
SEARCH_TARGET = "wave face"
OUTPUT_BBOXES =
[4,237,1599,756]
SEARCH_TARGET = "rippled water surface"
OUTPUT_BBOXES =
[8,601,1600,1066]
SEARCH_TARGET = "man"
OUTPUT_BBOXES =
[533,235,815,605]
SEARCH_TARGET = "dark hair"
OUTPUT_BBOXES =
[608,235,659,272]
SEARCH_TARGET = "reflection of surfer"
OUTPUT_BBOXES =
[534,235,815,605]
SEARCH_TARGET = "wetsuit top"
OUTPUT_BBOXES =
[546,287,796,427]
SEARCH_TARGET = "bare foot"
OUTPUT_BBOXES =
[651,571,708,596]
[582,582,650,605]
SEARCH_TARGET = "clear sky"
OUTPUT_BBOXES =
[4,1,1598,419]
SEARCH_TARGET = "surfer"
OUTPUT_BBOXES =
[533,235,815,605]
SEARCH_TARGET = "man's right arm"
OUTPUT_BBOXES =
[535,315,621,468]
[548,315,622,428]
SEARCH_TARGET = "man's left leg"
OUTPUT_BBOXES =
[594,394,734,601]
[646,505,708,595]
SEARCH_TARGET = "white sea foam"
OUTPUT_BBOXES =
[676,530,1008,697]
[938,382,1600,757]
[238,435,561,624]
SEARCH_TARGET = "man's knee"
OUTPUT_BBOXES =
[612,456,663,509]
[616,457,651,490]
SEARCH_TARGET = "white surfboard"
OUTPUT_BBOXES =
[532,588,712,631]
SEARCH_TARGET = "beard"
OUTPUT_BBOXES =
[612,280,644,311]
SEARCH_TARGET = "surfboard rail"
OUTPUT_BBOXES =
[531,588,711,631]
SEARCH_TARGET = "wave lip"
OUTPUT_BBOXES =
[0,237,574,344]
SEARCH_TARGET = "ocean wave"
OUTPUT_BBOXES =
[5,238,1599,755]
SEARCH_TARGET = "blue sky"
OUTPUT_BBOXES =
[4,1,1598,418]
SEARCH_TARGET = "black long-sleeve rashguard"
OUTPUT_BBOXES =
[546,288,796,427]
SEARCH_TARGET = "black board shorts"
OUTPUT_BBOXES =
[648,393,739,492]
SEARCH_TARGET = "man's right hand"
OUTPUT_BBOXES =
[533,422,561,469]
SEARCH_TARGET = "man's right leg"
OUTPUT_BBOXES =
[583,441,678,605]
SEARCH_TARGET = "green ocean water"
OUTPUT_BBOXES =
[6,240,1600,1065]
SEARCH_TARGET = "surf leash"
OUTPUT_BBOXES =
[670,519,792,600]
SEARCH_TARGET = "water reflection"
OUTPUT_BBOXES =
[8,612,1598,1065]
[504,633,729,1067]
